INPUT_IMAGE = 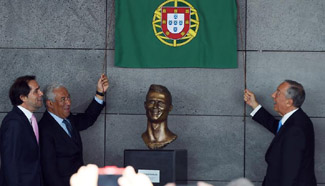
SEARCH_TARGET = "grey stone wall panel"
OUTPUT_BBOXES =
[247,0,325,50]
[106,51,245,116]
[0,0,324,184]
[105,115,244,181]
[0,113,4,167]
[0,49,106,113]
[80,114,105,167]
[107,0,115,50]
[246,52,325,117]
[314,118,325,182]
[245,118,276,181]
[237,0,246,51]
[0,114,5,128]
[0,0,106,48]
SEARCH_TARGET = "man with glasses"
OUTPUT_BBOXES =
[39,74,109,186]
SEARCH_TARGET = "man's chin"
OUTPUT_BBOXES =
[273,108,280,114]
[64,112,70,118]
[273,105,277,111]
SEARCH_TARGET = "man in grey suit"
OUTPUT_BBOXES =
[244,80,316,186]
[0,75,44,186]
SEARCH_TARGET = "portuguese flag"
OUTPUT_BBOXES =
[115,0,237,68]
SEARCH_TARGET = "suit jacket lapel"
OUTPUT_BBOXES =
[265,109,300,158]
[13,106,39,146]
[44,111,80,146]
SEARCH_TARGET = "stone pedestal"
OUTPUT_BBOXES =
[124,149,187,186]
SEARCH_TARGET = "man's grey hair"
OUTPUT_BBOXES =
[284,80,305,108]
[43,82,65,105]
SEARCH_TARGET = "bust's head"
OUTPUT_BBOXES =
[144,84,172,122]
[143,84,177,149]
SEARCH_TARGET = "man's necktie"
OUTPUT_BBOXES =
[277,120,282,133]
[63,119,73,138]
[31,114,39,144]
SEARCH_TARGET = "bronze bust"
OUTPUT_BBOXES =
[142,84,177,149]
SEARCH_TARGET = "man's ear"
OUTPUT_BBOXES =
[46,100,54,109]
[19,95,27,103]
[286,98,294,107]
[169,104,173,112]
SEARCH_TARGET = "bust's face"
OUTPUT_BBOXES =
[145,91,171,122]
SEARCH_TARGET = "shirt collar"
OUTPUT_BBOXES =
[17,105,33,122]
[48,111,65,124]
[280,108,299,125]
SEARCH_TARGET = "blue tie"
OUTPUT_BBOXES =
[63,119,73,137]
[277,120,282,133]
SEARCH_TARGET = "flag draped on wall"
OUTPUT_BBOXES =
[115,0,237,68]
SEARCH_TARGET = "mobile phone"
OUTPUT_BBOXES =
[97,166,125,186]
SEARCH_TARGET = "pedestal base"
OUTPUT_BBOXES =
[124,149,187,186]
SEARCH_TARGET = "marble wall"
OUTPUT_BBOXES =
[0,0,324,185]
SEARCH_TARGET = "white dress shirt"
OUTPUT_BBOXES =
[250,105,299,126]
[17,105,33,123]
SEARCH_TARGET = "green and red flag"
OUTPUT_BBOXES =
[115,0,237,68]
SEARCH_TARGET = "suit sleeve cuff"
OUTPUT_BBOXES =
[250,104,262,116]
[94,96,104,105]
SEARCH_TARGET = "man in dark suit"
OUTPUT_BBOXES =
[39,74,109,186]
[0,75,44,186]
[244,80,316,186]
